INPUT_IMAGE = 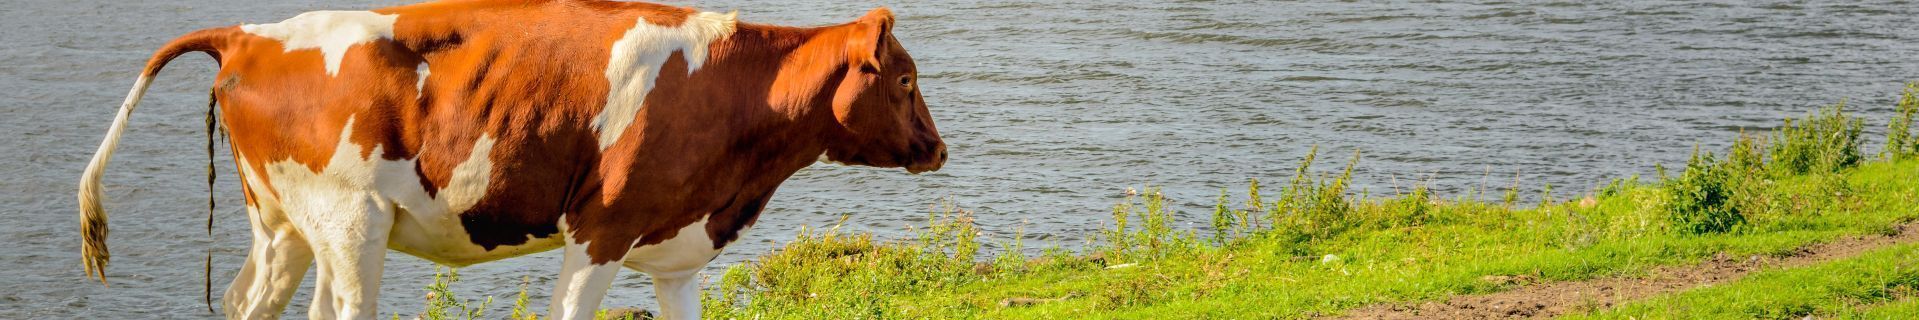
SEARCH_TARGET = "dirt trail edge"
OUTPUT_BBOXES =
[1335,222,1919,319]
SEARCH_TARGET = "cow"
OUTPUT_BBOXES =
[75,1,945,319]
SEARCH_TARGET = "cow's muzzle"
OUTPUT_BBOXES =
[906,143,947,174]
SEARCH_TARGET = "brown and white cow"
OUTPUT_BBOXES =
[76,1,945,319]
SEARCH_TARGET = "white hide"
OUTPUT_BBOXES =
[592,11,738,150]
[240,11,399,76]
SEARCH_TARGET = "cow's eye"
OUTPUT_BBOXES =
[897,75,913,88]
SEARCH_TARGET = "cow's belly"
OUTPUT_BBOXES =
[372,132,561,266]
[387,211,562,266]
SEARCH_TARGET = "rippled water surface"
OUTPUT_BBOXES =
[4,0,1915,317]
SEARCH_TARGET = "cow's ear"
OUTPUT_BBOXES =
[846,7,894,73]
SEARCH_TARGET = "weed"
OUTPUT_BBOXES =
[1211,189,1235,245]
[1666,148,1745,234]
[1503,173,1521,208]
[1771,101,1865,175]
[507,276,534,320]
[1887,82,1919,160]
[420,267,492,320]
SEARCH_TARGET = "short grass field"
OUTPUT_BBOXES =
[415,84,1919,319]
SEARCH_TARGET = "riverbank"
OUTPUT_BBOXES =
[690,84,1919,319]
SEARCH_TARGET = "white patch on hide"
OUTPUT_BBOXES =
[414,62,430,100]
[592,11,737,150]
[241,11,399,76]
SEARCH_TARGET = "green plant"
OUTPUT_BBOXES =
[920,202,981,262]
[1712,131,1780,221]
[703,264,751,319]
[1373,182,1433,229]
[1106,187,1200,260]
[421,267,493,320]
[1770,101,1865,175]
[1726,130,1768,175]
[1540,183,1555,208]
[507,276,534,320]
[1211,189,1235,245]
[1270,148,1361,240]
[1503,174,1521,208]
[1597,176,1639,197]
[994,220,1030,272]
[1887,82,1919,159]
[1666,148,1744,234]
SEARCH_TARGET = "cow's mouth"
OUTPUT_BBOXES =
[823,143,945,173]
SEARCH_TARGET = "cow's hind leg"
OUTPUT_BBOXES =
[223,204,313,319]
[549,227,631,320]
[297,197,395,319]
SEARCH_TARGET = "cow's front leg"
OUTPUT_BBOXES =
[623,217,728,320]
[644,268,704,320]
[550,229,631,320]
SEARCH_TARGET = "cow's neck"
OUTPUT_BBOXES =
[694,22,852,180]
[593,22,856,247]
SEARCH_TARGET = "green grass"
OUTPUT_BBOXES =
[1564,241,1919,319]
[699,160,1917,319]
[1851,297,1919,319]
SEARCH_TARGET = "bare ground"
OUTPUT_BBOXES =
[1335,222,1919,319]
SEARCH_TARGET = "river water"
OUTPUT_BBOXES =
[3,0,1915,317]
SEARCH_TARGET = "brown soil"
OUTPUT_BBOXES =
[1335,222,1919,319]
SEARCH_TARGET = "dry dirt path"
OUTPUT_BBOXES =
[1335,222,1919,319]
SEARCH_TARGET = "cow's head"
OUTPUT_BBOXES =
[821,8,946,174]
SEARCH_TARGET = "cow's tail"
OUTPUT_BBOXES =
[78,27,233,286]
